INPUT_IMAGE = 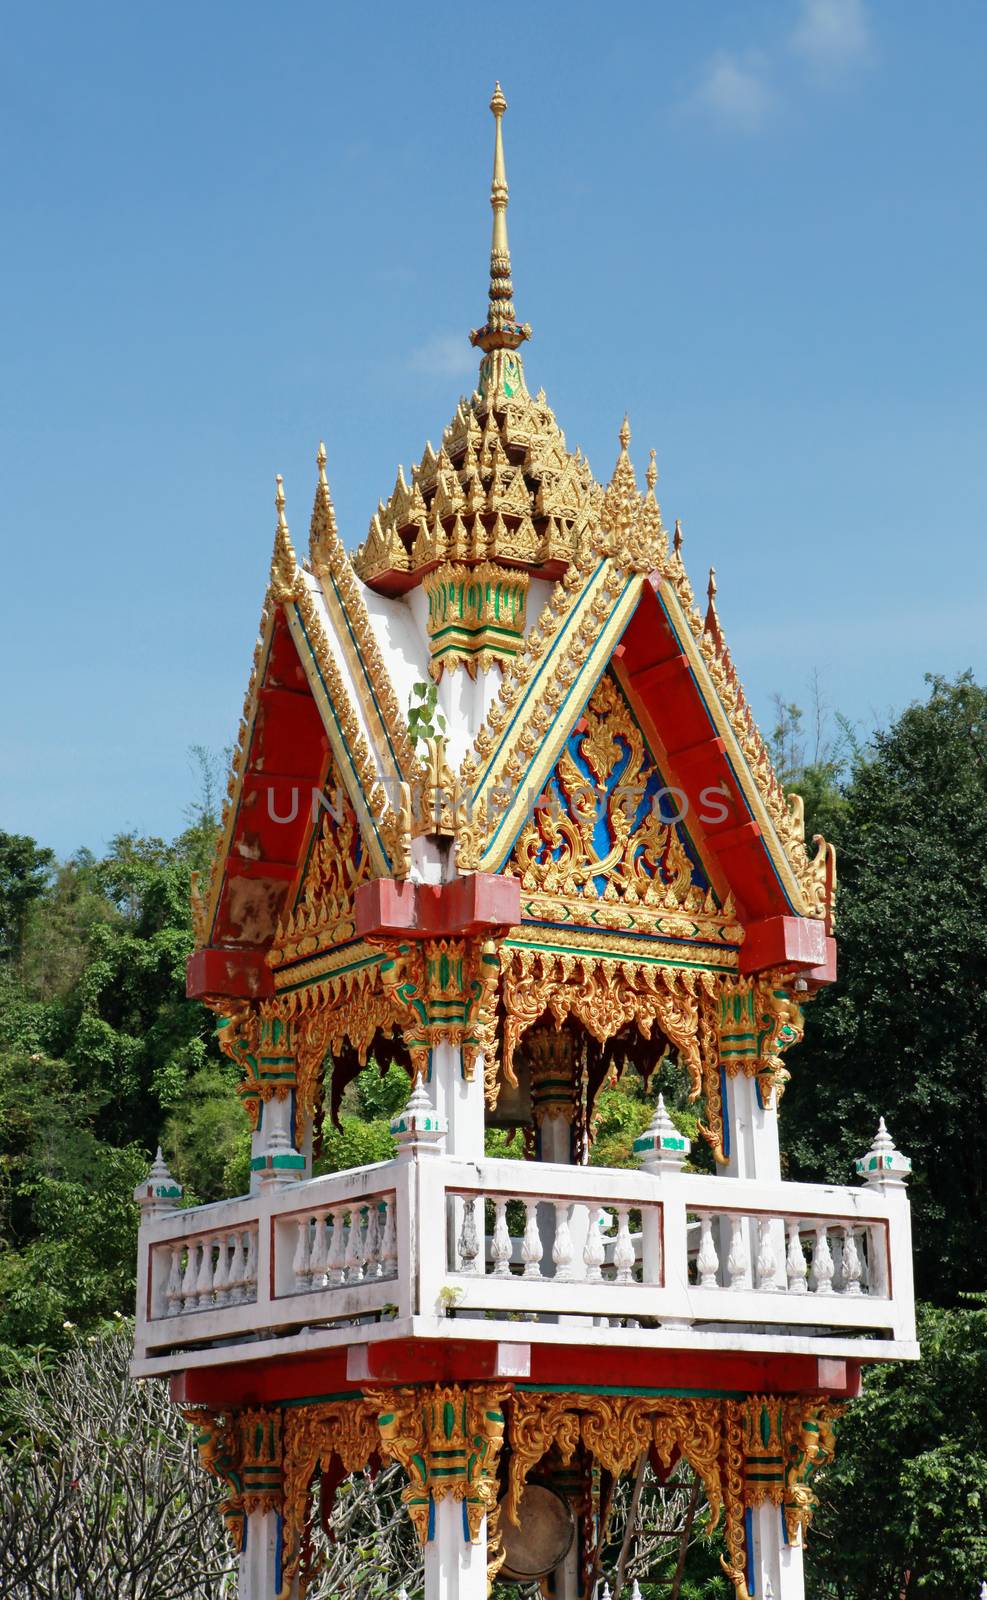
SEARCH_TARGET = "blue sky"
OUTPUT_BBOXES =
[2,1,985,857]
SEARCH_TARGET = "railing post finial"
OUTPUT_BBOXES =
[855,1116,912,1189]
[634,1093,691,1174]
[391,1079,448,1161]
[133,1147,182,1222]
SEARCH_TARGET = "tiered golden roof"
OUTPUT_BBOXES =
[354,85,600,593]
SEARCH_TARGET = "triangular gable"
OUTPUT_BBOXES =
[459,435,834,941]
[190,474,417,995]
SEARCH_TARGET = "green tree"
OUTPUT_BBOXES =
[805,1300,987,1596]
[783,674,987,1300]
[0,832,54,960]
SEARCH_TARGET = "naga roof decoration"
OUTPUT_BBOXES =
[192,78,836,1032]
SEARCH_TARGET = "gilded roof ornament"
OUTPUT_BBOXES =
[470,82,531,359]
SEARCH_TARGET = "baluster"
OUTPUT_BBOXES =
[242,1229,258,1302]
[831,1230,846,1293]
[613,1206,635,1286]
[364,1202,382,1280]
[584,1207,606,1284]
[195,1237,216,1308]
[380,1198,398,1279]
[227,1232,245,1304]
[812,1224,835,1295]
[309,1212,329,1287]
[327,1208,346,1285]
[552,1203,575,1283]
[842,1226,863,1296]
[345,1207,366,1284]
[727,1216,750,1290]
[458,1198,481,1275]
[756,1219,779,1292]
[212,1234,231,1306]
[696,1215,720,1289]
[166,1244,184,1316]
[180,1240,199,1312]
[292,1217,312,1292]
[521,1201,543,1279]
[785,1220,808,1294]
[491,1200,512,1278]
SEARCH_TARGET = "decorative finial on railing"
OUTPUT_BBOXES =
[391,1080,448,1161]
[470,82,531,356]
[634,1093,690,1174]
[253,1119,305,1192]
[855,1116,912,1188]
[134,1147,182,1221]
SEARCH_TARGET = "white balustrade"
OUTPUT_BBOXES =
[448,1186,657,1289]
[687,1209,881,1300]
[136,1150,915,1377]
[158,1225,260,1317]
[291,1196,397,1294]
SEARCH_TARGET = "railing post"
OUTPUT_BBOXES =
[392,1081,449,1320]
[634,1094,689,1293]
[855,1117,914,1339]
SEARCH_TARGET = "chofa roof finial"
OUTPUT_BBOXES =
[470,83,532,356]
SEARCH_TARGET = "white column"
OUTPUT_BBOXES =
[424,1498,488,1600]
[238,1508,298,1600]
[723,1074,781,1182]
[430,1041,485,1160]
[749,1502,805,1600]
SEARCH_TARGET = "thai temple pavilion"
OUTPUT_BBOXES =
[133,85,917,1600]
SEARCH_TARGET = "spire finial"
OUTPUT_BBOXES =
[470,83,531,356]
[275,474,287,527]
[619,413,631,451]
[646,448,658,493]
[317,441,327,481]
[707,565,717,605]
[673,517,683,557]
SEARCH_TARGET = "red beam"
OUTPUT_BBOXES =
[355,874,521,940]
[186,947,274,1001]
[740,915,832,976]
[170,1341,861,1407]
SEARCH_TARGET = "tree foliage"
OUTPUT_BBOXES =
[784,675,987,1300]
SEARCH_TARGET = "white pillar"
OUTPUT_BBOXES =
[749,1502,805,1600]
[430,1041,485,1160]
[238,1508,298,1600]
[723,1074,781,1182]
[424,1498,488,1600]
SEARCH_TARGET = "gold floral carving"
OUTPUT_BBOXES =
[505,1393,722,1539]
[720,1401,752,1600]
[378,937,501,1085]
[498,944,710,1101]
[280,1399,380,1594]
[783,1399,842,1545]
[365,1384,509,1547]
[514,676,713,911]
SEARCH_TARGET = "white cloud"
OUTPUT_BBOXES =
[409,333,476,381]
[792,0,870,71]
[694,52,774,132]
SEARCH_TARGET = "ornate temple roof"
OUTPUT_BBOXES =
[189,84,836,1001]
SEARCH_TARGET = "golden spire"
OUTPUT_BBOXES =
[646,448,658,495]
[470,82,531,356]
[310,441,341,564]
[271,474,299,598]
